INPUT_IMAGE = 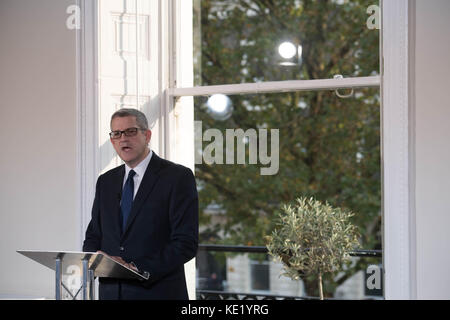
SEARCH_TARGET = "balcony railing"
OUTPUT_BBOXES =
[196,244,382,300]
[198,244,382,257]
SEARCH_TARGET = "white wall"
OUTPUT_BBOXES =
[0,0,79,298]
[414,0,450,299]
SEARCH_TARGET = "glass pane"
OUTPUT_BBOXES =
[193,0,380,86]
[194,87,382,299]
[250,259,270,291]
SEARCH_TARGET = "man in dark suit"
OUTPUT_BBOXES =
[83,108,198,300]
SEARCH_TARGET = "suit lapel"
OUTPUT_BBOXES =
[121,153,163,237]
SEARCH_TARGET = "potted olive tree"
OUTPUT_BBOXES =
[266,197,360,300]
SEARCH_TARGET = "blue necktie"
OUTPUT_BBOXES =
[121,170,136,232]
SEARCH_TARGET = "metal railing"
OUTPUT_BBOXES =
[198,244,382,257]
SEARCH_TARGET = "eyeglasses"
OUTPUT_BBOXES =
[109,127,145,139]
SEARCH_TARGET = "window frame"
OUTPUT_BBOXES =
[167,0,414,300]
[77,0,415,300]
[380,0,416,300]
[76,0,99,247]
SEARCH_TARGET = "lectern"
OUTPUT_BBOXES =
[17,250,150,300]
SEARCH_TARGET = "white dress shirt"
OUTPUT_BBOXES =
[123,149,153,199]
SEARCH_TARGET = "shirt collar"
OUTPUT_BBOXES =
[124,149,153,179]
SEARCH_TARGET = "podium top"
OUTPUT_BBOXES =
[17,250,149,281]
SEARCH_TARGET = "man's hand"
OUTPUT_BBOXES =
[97,250,139,272]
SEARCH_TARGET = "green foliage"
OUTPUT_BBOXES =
[266,197,360,280]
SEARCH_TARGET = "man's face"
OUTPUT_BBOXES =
[110,116,152,168]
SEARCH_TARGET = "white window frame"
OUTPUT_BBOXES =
[76,0,99,247]
[77,0,415,300]
[167,0,415,300]
[381,0,415,300]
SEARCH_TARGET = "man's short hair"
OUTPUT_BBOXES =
[110,108,149,130]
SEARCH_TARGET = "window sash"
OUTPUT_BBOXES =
[168,75,380,98]
[170,0,414,300]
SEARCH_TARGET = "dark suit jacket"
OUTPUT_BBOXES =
[82,152,198,300]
